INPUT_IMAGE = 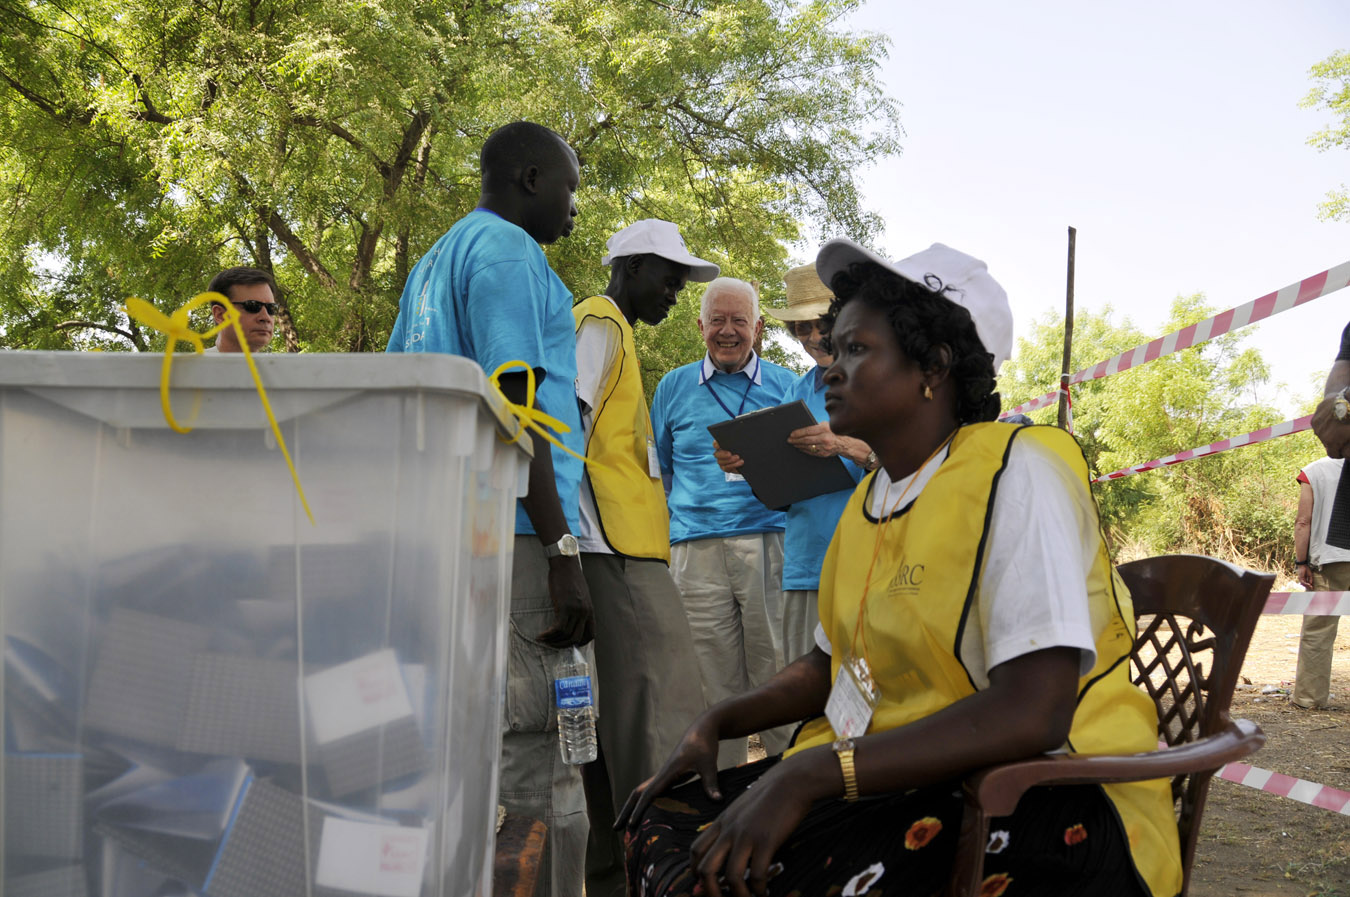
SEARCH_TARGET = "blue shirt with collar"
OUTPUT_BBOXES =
[387,209,583,536]
[651,352,797,544]
[780,365,865,590]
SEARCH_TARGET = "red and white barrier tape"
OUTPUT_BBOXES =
[1002,387,1063,417]
[1263,591,1350,616]
[1093,415,1312,482]
[1217,761,1350,816]
[1003,259,1350,411]
[1072,260,1350,385]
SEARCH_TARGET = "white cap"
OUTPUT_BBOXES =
[602,219,720,282]
[815,239,1014,373]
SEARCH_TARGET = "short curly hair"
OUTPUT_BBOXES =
[820,261,1000,423]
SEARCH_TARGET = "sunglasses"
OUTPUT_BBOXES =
[213,299,279,316]
[788,319,824,338]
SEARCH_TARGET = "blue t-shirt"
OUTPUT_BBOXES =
[387,210,583,536]
[651,353,797,543]
[781,366,864,591]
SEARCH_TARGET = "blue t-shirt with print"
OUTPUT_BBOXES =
[651,354,797,544]
[781,366,864,591]
[387,209,583,536]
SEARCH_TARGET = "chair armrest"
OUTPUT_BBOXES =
[964,719,1265,817]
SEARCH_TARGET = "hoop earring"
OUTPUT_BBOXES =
[923,384,933,401]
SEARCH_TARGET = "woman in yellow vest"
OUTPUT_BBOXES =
[617,239,1182,897]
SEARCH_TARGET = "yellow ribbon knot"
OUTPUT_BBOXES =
[123,292,315,525]
[488,360,611,471]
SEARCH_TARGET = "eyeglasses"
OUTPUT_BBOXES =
[213,299,279,316]
[788,319,824,338]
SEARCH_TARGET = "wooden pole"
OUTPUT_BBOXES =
[1058,226,1076,430]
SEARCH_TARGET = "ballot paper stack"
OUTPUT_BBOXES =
[0,353,533,897]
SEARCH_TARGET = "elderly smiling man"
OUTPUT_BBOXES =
[650,277,797,767]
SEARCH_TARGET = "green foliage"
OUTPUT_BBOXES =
[1000,299,1327,570]
[0,0,900,362]
[1301,49,1350,221]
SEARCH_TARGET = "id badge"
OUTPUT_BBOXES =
[647,438,662,478]
[725,471,746,483]
[825,652,879,739]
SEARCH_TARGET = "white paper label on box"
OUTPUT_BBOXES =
[315,817,428,897]
[306,649,415,745]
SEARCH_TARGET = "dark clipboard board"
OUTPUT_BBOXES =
[707,400,857,510]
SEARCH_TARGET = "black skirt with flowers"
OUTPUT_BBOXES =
[624,756,1149,897]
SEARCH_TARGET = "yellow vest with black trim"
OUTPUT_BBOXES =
[573,296,670,561]
[786,423,1182,897]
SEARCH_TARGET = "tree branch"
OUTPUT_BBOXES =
[55,319,144,350]
[293,114,391,178]
[129,72,175,124]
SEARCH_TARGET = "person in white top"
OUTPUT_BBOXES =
[573,220,718,897]
[1292,455,1350,709]
[206,267,279,353]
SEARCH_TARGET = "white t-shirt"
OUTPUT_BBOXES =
[574,297,625,555]
[1303,456,1350,566]
[815,436,1102,687]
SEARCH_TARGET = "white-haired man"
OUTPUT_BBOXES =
[650,277,798,766]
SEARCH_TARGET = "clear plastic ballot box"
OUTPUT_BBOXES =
[0,352,534,897]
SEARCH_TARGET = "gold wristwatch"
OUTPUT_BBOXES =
[833,737,859,801]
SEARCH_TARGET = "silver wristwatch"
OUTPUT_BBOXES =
[543,533,580,559]
[1333,386,1349,421]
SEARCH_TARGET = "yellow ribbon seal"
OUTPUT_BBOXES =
[122,291,315,525]
[488,360,611,471]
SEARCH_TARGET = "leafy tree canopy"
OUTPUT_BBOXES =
[0,0,900,359]
[1302,48,1350,222]
[1000,298,1325,569]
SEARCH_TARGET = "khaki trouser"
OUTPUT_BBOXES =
[499,537,591,897]
[670,533,793,767]
[781,588,821,666]
[1293,561,1350,709]
[580,553,708,897]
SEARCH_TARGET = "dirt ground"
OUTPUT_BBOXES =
[1188,612,1350,897]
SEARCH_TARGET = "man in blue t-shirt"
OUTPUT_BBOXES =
[387,121,588,897]
[650,278,798,767]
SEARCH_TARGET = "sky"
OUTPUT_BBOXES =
[792,0,1349,415]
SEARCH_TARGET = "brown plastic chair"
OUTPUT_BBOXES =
[945,555,1273,897]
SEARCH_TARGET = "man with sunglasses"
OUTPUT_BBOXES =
[206,267,279,353]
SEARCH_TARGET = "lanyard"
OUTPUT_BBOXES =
[702,356,760,420]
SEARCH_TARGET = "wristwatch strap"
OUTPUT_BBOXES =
[834,743,859,801]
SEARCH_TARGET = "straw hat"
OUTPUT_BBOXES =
[764,263,834,323]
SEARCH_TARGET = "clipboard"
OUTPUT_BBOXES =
[707,400,858,510]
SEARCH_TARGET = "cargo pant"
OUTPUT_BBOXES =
[1293,561,1350,709]
[499,537,592,897]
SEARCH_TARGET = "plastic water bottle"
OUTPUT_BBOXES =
[555,646,598,765]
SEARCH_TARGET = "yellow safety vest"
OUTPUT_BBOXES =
[788,423,1182,897]
[573,296,670,561]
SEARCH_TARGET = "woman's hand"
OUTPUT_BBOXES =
[616,711,724,830]
[787,422,872,468]
[787,421,840,458]
[690,758,820,897]
[712,439,745,474]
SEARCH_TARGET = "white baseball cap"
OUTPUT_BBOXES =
[815,239,1014,373]
[602,219,720,283]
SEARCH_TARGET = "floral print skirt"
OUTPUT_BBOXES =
[625,756,1148,897]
